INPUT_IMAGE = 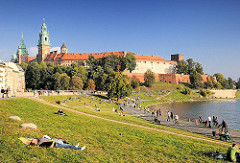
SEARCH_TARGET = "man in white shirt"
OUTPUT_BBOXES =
[207,115,212,128]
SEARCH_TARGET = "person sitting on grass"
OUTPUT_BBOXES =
[29,136,86,150]
[226,144,240,162]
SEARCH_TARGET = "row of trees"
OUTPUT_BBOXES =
[175,58,237,89]
[19,52,137,100]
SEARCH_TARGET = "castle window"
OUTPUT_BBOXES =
[45,37,47,41]
[144,61,146,63]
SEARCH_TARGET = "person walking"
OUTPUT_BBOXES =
[170,112,174,121]
[207,115,212,128]
[1,87,5,98]
[167,111,171,122]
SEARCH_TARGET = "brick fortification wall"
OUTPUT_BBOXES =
[124,73,210,84]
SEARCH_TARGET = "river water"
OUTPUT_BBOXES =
[150,100,240,130]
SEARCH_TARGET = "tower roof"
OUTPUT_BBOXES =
[61,42,67,48]
[16,34,28,55]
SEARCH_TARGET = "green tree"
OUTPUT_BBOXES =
[106,72,132,101]
[176,60,188,74]
[91,66,108,90]
[236,78,240,89]
[144,69,155,87]
[86,79,96,90]
[126,52,136,72]
[213,73,228,88]
[186,58,196,74]
[25,62,41,89]
[53,72,61,90]
[189,71,203,89]
[131,79,140,89]
[70,76,83,90]
[227,77,234,89]
[18,62,28,72]
[60,73,70,90]
[195,62,204,75]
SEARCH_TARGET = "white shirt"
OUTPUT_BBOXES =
[208,116,211,121]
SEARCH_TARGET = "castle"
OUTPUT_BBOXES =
[12,21,210,84]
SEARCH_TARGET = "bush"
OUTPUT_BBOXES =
[200,89,211,97]
[183,87,192,95]
[131,79,140,89]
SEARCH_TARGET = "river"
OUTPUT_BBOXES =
[150,99,240,130]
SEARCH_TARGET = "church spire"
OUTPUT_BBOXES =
[37,19,51,63]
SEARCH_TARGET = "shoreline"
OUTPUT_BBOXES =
[141,97,240,132]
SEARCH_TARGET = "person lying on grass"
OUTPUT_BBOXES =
[28,136,85,150]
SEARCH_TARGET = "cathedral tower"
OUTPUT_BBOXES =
[14,34,29,63]
[61,42,67,54]
[37,20,51,63]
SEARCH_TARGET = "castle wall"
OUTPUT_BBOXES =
[131,60,176,74]
[124,73,210,84]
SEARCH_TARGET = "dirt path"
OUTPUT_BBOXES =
[27,97,231,146]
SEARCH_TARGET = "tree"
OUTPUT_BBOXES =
[227,77,234,89]
[176,60,188,74]
[131,79,140,89]
[189,71,203,89]
[126,52,136,72]
[59,73,70,90]
[25,62,41,89]
[18,62,28,72]
[106,72,132,101]
[86,79,96,90]
[236,78,240,89]
[91,66,108,90]
[53,72,61,90]
[195,62,204,75]
[186,58,196,74]
[144,69,155,87]
[213,73,228,88]
[70,76,83,90]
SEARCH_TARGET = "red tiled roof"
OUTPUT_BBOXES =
[28,56,36,62]
[135,55,165,61]
[45,51,125,61]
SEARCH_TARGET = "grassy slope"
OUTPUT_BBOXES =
[40,95,215,140]
[0,98,227,162]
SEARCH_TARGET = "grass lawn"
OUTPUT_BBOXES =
[40,95,217,140]
[0,98,227,162]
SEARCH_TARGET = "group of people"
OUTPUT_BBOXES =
[199,115,225,129]
[167,111,179,124]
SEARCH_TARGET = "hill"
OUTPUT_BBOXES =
[0,97,227,162]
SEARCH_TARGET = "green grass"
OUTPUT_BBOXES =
[0,98,227,162]
[40,95,217,140]
[236,91,240,98]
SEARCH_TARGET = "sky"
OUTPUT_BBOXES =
[0,0,240,80]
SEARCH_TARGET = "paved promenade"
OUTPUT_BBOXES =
[123,103,240,144]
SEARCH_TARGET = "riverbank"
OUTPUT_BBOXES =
[123,102,240,144]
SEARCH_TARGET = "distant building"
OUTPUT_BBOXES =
[11,34,33,64]
[0,60,25,96]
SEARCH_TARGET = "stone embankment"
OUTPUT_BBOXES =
[123,103,240,144]
[211,90,237,98]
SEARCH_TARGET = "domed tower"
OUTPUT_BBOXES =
[61,42,67,54]
[15,34,29,63]
[37,19,51,63]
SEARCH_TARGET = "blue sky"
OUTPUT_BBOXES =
[0,0,240,80]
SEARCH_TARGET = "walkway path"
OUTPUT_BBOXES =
[123,103,240,144]
[26,97,234,146]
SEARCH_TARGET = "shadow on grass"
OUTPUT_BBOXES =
[93,94,109,100]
